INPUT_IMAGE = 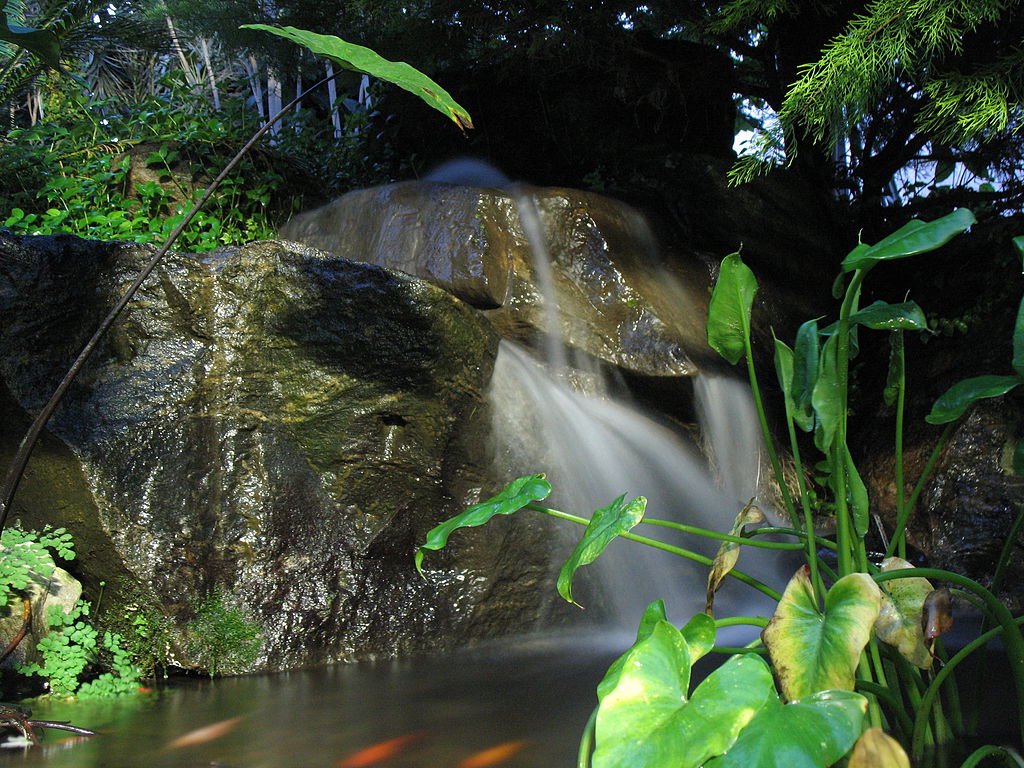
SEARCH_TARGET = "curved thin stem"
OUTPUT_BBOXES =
[640,518,805,550]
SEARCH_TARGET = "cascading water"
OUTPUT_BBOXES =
[488,189,785,633]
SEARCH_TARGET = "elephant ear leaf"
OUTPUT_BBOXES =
[557,494,646,607]
[240,24,473,130]
[926,374,1020,424]
[763,567,882,700]
[414,474,551,575]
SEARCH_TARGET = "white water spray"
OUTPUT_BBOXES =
[488,189,784,631]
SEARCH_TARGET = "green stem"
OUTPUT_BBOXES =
[885,421,956,558]
[959,745,1024,768]
[742,328,799,528]
[893,332,907,559]
[714,616,769,629]
[751,527,838,550]
[578,705,597,768]
[781,398,823,600]
[877,569,1024,758]
[855,679,915,738]
[528,504,782,601]
[640,518,806,550]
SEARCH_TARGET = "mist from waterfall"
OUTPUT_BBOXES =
[487,189,785,634]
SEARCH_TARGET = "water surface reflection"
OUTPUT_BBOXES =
[3,634,620,768]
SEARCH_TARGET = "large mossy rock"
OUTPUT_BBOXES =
[280,181,721,377]
[0,232,563,672]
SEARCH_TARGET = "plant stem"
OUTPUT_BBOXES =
[577,705,597,768]
[885,421,955,558]
[528,504,782,601]
[743,330,799,528]
[0,73,338,535]
[893,332,907,559]
[639,518,805,550]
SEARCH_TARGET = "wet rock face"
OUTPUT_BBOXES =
[280,181,719,377]
[0,232,563,672]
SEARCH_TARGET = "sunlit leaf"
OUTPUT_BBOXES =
[921,587,953,643]
[557,495,646,606]
[414,475,551,575]
[848,728,911,768]
[707,252,757,366]
[875,558,934,669]
[706,500,765,615]
[637,599,668,640]
[812,334,842,453]
[841,209,976,272]
[594,623,775,768]
[763,567,882,701]
[0,12,61,70]
[925,375,1020,424]
[240,25,473,130]
[706,689,867,768]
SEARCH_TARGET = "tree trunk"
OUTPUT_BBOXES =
[198,37,221,110]
[326,62,342,139]
[165,16,199,85]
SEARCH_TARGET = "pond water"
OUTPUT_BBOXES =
[0,634,626,768]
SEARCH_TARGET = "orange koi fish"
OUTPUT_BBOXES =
[166,716,243,749]
[455,739,530,768]
[334,730,429,768]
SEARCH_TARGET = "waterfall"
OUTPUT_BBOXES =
[487,189,784,632]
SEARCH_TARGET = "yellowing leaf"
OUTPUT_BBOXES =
[848,728,911,768]
[706,500,765,616]
[875,557,933,669]
[763,567,882,701]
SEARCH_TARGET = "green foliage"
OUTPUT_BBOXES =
[706,252,757,366]
[0,525,75,610]
[241,24,473,130]
[185,592,261,677]
[0,83,310,250]
[16,600,140,698]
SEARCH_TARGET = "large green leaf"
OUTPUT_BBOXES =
[557,494,646,606]
[841,209,976,272]
[594,622,776,768]
[812,334,842,454]
[707,252,757,366]
[875,558,934,669]
[240,25,473,130]
[705,689,868,768]
[925,374,1021,425]
[0,12,61,69]
[414,474,551,575]
[763,567,882,701]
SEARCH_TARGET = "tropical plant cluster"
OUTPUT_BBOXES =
[417,211,1024,767]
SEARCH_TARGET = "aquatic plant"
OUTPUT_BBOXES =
[416,210,1024,766]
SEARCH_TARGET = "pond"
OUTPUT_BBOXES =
[1,633,626,768]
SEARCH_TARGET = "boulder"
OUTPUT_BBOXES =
[280,181,720,377]
[0,232,567,672]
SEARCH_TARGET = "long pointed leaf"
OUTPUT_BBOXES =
[812,334,841,453]
[925,374,1020,424]
[841,209,976,272]
[707,253,757,366]
[792,319,820,431]
[414,475,551,575]
[1013,295,1024,379]
[240,25,473,130]
[844,451,869,539]
[557,495,646,606]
